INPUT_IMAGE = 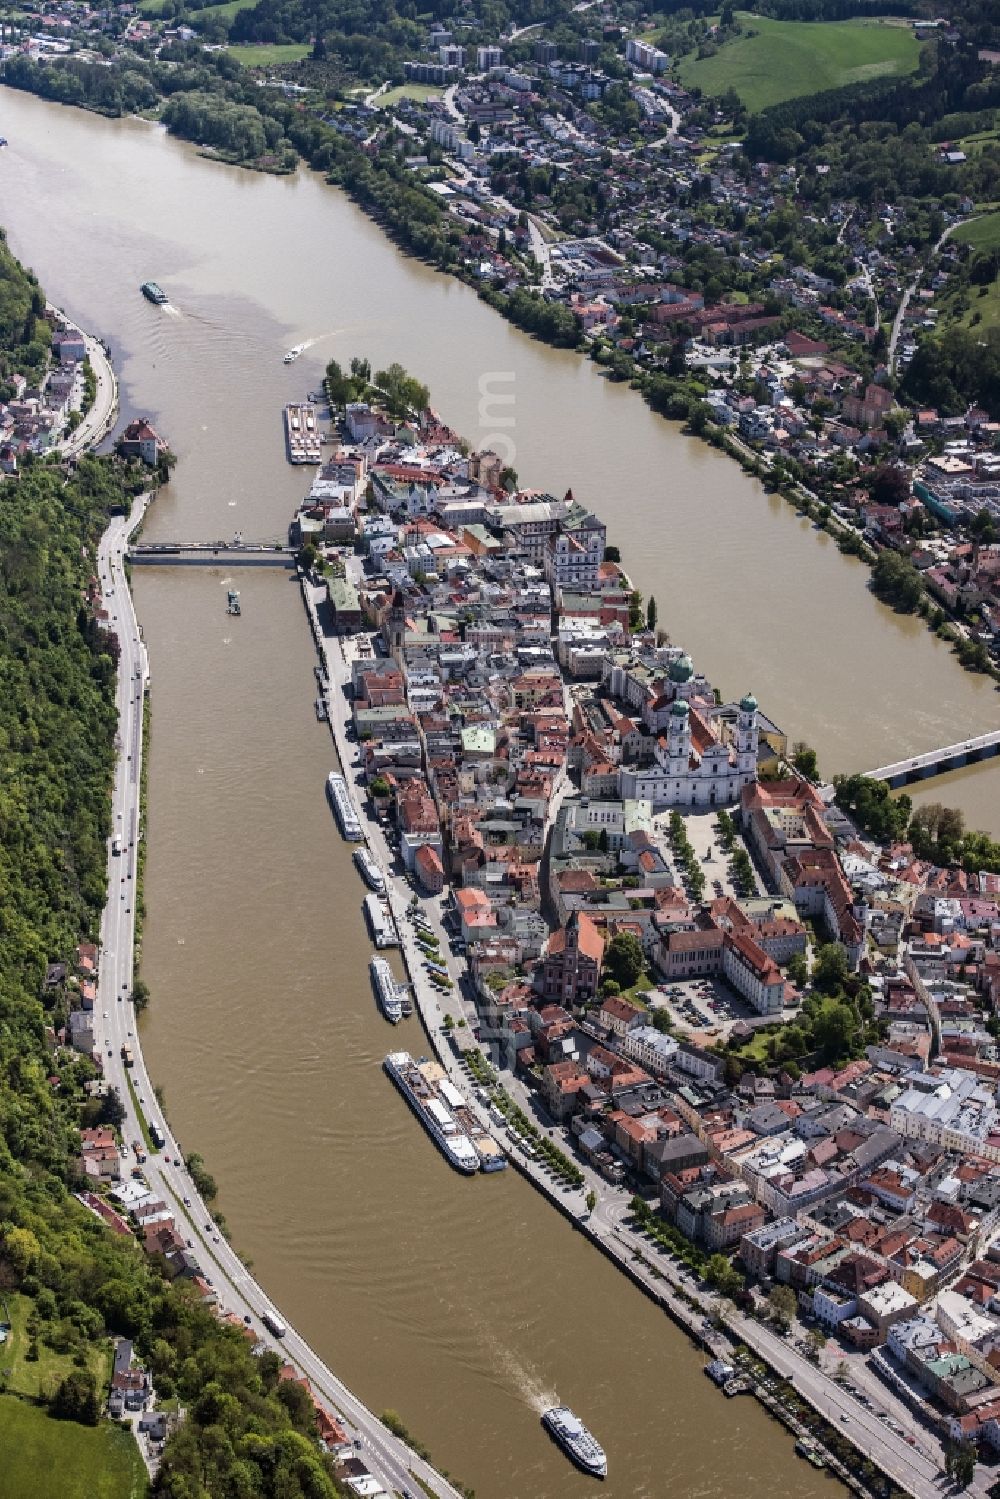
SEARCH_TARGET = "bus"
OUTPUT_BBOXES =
[261,1311,287,1339]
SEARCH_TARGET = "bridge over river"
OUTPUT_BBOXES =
[864,729,1000,788]
[130,539,294,567]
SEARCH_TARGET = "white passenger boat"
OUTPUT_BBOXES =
[383,1052,479,1174]
[370,956,403,1023]
[327,772,362,840]
[353,846,385,894]
[542,1407,607,1478]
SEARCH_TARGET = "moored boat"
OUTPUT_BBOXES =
[541,1407,607,1479]
[327,772,362,840]
[364,892,397,948]
[353,846,385,895]
[383,1052,479,1174]
[370,956,403,1023]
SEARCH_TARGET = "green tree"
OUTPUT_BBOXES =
[812,943,849,996]
[945,1438,977,1489]
[786,952,809,988]
[603,932,644,990]
[791,742,819,781]
[768,1283,797,1331]
[646,595,657,633]
[813,999,858,1064]
[50,1369,100,1425]
[806,1327,827,1361]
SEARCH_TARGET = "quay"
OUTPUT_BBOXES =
[864,728,1000,787]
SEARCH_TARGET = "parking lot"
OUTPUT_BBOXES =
[647,974,765,1041]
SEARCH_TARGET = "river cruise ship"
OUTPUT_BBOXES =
[384,1052,480,1174]
[284,403,321,465]
[541,1408,607,1479]
[370,956,403,1023]
[353,846,385,895]
[364,892,397,948]
[326,772,362,841]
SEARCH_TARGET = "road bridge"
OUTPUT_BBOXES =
[864,729,1000,787]
[130,540,294,567]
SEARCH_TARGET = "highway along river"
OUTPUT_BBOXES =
[2,83,996,1497]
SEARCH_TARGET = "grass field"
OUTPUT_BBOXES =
[376,83,443,108]
[189,0,259,18]
[0,1294,112,1401]
[226,42,310,66]
[942,211,1000,334]
[677,13,922,113]
[954,210,1000,252]
[0,1396,147,1499]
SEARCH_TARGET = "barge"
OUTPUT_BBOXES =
[327,772,363,841]
[370,956,403,1024]
[353,846,385,895]
[364,892,398,948]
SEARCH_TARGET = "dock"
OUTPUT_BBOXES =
[364,892,398,948]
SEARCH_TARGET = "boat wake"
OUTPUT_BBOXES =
[162,304,181,318]
[282,328,346,362]
[486,1336,559,1415]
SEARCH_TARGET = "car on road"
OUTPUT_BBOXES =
[212,1234,220,1244]
[205,1222,212,1232]
[243,1314,252,1326]
[183,1196,191,1206]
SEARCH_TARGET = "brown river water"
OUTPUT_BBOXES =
[3,81,997,1496]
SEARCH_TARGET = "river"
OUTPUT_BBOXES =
[1,82,994,1497]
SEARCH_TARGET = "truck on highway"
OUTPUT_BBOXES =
[121,1044,134,1068]
[261,1311,287,1339]
[149,1122,165,1150]
[112,835,122,856]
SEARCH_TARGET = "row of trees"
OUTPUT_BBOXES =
[834,773,1000,874]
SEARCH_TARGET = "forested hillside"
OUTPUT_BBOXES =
[0,241,344,1499]
[0,230,52,384]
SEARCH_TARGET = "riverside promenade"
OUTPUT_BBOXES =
[303,582,956,1499]
[48,303,119,457]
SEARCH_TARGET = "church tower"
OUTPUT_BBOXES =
[387,588,407,661]
[737,691,759,781]
[667,698,691,779]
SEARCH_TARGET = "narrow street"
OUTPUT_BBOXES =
[50,305,119,457]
